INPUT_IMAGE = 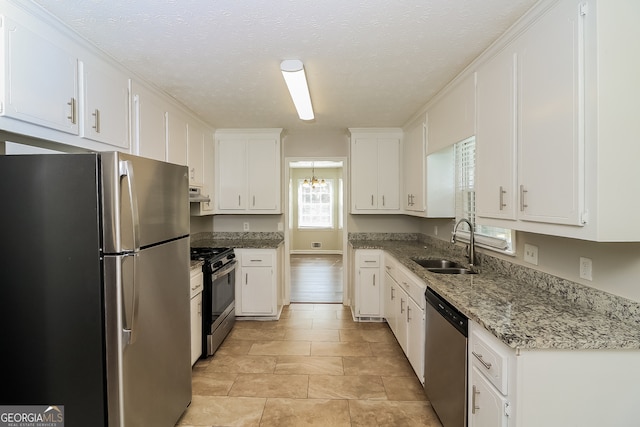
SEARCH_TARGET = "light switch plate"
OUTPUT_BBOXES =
[524,244,539,265]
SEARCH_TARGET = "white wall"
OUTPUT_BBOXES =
[283,130,349,157]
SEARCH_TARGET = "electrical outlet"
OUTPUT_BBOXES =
[243,222,250,231]
[524,244,538,265]
[277,222,283,231]
[580,257,593,281]
[434,226,438,236]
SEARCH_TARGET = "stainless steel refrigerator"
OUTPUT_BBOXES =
[0,152,192,426]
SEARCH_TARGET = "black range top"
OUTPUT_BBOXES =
[190,247,233,262]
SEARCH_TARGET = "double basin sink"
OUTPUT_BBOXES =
[411,258,477,275]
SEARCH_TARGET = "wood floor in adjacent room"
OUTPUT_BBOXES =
[290,254,343,303]
[176,304,442,427]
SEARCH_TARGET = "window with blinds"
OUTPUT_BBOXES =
[454,137,514,253]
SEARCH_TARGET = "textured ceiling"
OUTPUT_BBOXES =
[31,0,538,132]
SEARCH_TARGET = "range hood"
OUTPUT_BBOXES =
[189,186,211,203]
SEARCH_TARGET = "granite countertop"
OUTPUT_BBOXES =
[192,238,283,250]
[351,239,640,351]
[190,260,204,271]
[191,232,284,250]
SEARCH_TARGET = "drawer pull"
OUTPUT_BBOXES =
[472,351,492,370]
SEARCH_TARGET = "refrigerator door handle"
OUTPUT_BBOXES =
[122,252,140,345]
[119,160,141,252]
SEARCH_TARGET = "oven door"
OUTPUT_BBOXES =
[211,260,236,330]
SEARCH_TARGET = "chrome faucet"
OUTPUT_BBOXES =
[452,218,476,271]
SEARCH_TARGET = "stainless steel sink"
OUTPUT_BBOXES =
[410,258,477,274]
[427,267,477,275]
[410,258,464,269]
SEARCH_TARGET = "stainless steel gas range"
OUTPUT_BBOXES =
[190,247,237,357]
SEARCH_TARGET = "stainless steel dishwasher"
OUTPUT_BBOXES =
[424,288,468,427]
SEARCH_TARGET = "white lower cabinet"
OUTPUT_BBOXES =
[383,253,426,383]
[189,269,203,366]
[234,249,278,317]
[354,250,383,318]
[469,320,640,427]
[470,366,509,427]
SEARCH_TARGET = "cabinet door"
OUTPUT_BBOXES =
[377,138,400,210]
[406,297,425,382]
[469,367,509,427]
[166,109,188,166]
[395,288,409,353]
[199,135,214,213]
[357,267,380,316]
[3,17,78,135]
[476,46,517,221]
[217,139,247,210]
[81,58,129,148]
[403,122,425,212]
[190,293,202,365]
[517,0,585,226]
[248,138,280,211]
[384,272,398,334]
[132,83,166,161]
[241,267,274,314]
[351,138,379,211]
[188,122,205,183]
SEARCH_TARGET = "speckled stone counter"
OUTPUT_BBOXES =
[190,260,203,272]
[350,237,640,351]
[191,231,284,249]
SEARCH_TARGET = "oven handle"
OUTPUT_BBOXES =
[212,260,237,280]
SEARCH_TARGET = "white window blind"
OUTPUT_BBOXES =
[454,137,514,253]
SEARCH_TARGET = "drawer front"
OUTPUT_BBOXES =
[189,270,203,298]
[471,330,509,394]
[241,252,274,267]
[358,252,380,267]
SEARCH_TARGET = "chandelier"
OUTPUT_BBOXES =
[302,163,325,188]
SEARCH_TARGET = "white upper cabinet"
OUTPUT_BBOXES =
[402,118,425,213]
[476,45,518,221]
[516,0,584,226]
[215,129,282,214]
[189,123,215,216]
[1,15,78,135]
[477,0,585,229]
[131,81,167,162]
[426,73,475,155]
[350,128,401,213]
[79,57,129,149]
[166,107,188,166]
[475,0,640,241]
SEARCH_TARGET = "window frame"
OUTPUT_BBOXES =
[297,178,335,230]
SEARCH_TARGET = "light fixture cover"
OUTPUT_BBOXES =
[280,59,314,121]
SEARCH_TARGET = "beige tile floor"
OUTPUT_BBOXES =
[176,303,443,427]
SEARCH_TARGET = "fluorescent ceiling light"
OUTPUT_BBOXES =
[280,59,314,121]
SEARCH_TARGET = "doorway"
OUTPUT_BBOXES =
[284,158,347,304]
